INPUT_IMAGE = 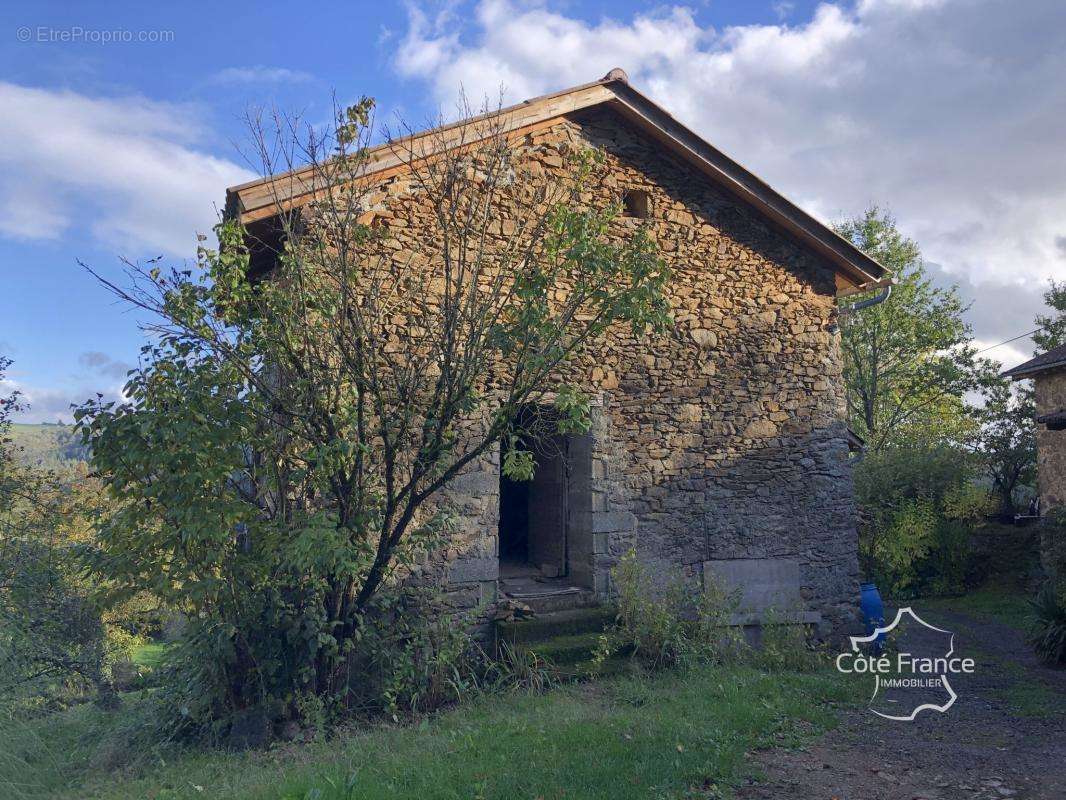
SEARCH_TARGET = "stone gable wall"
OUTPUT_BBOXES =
[1035,369,1066,514]
[360,107,861,634]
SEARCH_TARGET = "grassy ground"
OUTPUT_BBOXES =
[130,642,167,670]
[0,664,861,800]
[992,658,1066,718]
[921,582,1066,719]
[922,583,1033,631]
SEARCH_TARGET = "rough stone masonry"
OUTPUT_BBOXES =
[231,88,868,638]
[414,106,861,636]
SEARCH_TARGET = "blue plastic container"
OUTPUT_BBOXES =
[859,582,886,653]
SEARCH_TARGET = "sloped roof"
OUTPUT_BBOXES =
[1002,342,1066,380]
[225,68,889,296]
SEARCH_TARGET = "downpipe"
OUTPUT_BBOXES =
[840,282,893,316]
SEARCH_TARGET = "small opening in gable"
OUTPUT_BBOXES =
[622,189,651,219]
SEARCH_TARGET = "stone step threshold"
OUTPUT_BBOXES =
[501,585,584,600]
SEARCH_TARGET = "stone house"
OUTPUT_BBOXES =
[1004,343,1066,515]
[225,69,889,635]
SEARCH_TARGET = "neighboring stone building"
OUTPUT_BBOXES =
[1004,343,1066,515]
[225,69,889,635]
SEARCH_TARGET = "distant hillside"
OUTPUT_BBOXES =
[9,423,90,469]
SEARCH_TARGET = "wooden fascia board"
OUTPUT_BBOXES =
[229,83,617,224]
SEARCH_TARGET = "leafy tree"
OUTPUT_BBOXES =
[971,365,1036,517]
[77,98,671,729]
[836,208,978,451]
[0,359,110,704]
[1034,279,1066,353]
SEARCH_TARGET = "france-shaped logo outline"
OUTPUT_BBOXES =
[848,606,958,722]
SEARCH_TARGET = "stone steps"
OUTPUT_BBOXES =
[511,588,600,615]
[496,605,633,681]
[497,605,616,644]
[518,630,606,665]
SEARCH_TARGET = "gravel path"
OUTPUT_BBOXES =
[735,604,1066,799]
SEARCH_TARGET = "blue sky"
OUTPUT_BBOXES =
[2,0,1064,421]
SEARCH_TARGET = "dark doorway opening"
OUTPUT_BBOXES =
[498,471,530,564]
[498,409,569,579]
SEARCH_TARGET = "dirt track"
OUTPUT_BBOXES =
[735,605,1066,800]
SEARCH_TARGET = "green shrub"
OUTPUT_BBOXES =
[363,602,484,720]
[600,550,743,671]
[355,591,561,718]
[756,607,823,672]
[1029,580,1066,664]
[855,444,994,599]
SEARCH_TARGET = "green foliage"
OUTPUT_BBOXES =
[0,359,119,708]
[971,367,1036,517]
[76,98,671,739]
[362,600,483,720]
[855,443,994,597]
[0,528,107,702]
[836,207,980,451]
[601,552,825,673]
[8,424,90,470]
[500,441,535,481]
[756,607,823,673]
[1034,279,1066,353]
[600,550,743,670]
[1029,580,1066,664]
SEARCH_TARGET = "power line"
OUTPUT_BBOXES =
[974,328,1040,355]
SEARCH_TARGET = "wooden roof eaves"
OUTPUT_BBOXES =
[227,82,618,225]
[225,73,888,293]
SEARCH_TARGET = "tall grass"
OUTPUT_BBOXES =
[3,664,858,800]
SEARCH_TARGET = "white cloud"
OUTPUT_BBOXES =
[211,66,313,84]
[394,0,1066,329]
[1,376,123,424]
[0,83,255,257]
[972,339,1029,372]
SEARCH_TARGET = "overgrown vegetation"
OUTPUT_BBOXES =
[0,359,140,711]
[0,657,860,800]
[836,208,1050,601]
[1029,513,1066,664]
[594,550,823,675]
[1029,580,1066,665]
[73,96,670,741]
[593,550,743,671]
[854,444,997,598]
